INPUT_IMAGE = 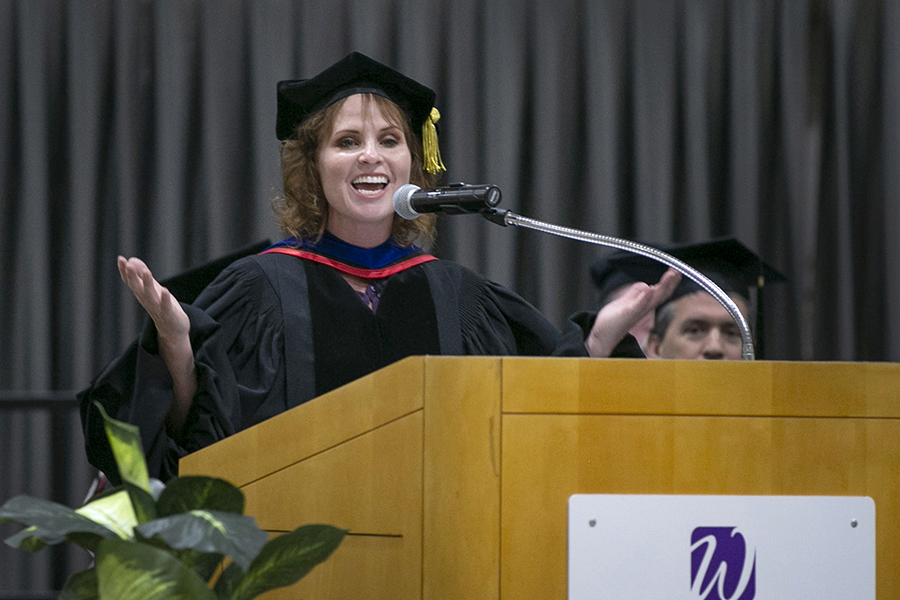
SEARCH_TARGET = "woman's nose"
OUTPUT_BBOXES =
[358,139,381,163]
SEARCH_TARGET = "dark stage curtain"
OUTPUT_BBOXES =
[2,0,898,592]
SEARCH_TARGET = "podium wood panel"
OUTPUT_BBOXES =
[179,357,900,599]
[246,413,423,599]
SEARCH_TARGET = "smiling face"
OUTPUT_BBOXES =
[645,291,749,360]
[316,94,412,247]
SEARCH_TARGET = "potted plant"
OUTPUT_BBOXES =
[0,402,345,599]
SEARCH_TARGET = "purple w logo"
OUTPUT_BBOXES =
[690,527,756,600]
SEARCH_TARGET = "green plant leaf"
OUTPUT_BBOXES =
[133,528,223,580]
[59,567,99,600]
[94,400,151,493]
[4,526,47,552]
[156,476,245,517]
[0,496,118,553]
[227,524,346,600]
[124,482,158,523]
[76,489,139,540]
[95,538,217,600]
[175,548,226,581]
[213,561,244,599]
[135,509,267,572]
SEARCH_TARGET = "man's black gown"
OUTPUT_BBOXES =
[79,251,638,483]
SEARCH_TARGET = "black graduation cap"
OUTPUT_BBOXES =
[590,237,786,356]
[275,52,446,176]
[591,246,660,304]
[160,239,271,304]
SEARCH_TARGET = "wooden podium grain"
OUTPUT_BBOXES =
[179,357,900,599]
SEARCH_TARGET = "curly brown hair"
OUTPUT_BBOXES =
[275,93,439,247]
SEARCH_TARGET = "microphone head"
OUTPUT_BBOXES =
[393,183,422,220]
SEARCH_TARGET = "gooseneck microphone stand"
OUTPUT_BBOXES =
[481,208,755,361]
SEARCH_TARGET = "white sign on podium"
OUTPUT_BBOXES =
[568,494,874,600]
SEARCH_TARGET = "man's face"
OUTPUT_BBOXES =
[645,292,749,360]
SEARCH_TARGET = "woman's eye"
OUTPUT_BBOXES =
[337,137,358,149]
[381,137,399,148]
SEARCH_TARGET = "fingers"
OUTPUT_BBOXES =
[647,268,681,308]
[618,281,652,303]
[614,282,656,318]
[585,269,681,358]
[116,255,191,339]
[597,269,681,320]
[118,256,151,291]
[117,255,164,311]
[656,268,681,293]
[118,256,143,298]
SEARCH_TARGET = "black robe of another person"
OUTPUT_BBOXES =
[79,252,638,483]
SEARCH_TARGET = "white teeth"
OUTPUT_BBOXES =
[352,175,388,185]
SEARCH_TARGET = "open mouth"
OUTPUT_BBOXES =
[352,175,388,196]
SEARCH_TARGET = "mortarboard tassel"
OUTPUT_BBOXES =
[423,107,446,174]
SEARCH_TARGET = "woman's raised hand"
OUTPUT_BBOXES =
[117,256,196,431]
[117,256,190,342]
[585,268,681,358]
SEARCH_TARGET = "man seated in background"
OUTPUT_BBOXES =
[590,237,785,360]
[644,279,750,360]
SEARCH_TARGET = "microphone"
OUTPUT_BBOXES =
[394,183,502,220]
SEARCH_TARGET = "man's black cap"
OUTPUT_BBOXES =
[592,237,785,304]
[590,237,786,356]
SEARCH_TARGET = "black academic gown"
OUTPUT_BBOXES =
[79,252,636,483]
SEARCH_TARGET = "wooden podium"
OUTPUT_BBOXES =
[179,357,900,599]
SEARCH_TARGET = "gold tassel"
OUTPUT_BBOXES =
[422,107,447,174]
